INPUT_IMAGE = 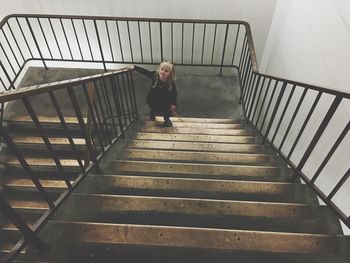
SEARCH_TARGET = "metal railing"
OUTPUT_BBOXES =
[239,30,350,229]
[0,67,137,262]
[0,14,246,91]
[0,13,349,260]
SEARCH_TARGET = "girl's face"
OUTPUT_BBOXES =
[159,66,171,81]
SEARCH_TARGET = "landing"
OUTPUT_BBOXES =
[6,66,243,119]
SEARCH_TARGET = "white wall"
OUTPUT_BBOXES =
[260,0,350,233]
[260,0,350,93]
[0,0,277,64]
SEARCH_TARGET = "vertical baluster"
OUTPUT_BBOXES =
[138,21,144,63]
[93,20,106,70]
[22,97,71,188]
[271,85,296,144]
[16,17,34,58]
[116,75,128,125]
[94,82,112,144]
[231,24,241,65]
[116,21,124,62]
[201,24,206,65]
[310,120,349,184]
[67,86,99,167]
[278,88,308,151]
[37,18,53,59]
[71,19,84,60]
[59,18,73,60]
[293,96,342,179]
[287,91,322,159]
[127,21,134,62]
[259,80,278,132]
[82,83,105,152]
[83,19,94,60]
[211,24,217,65]
[219,24,229,75]
[48,18,63,60]
[109,75,125,137]
[48,91,85,173]
[7,22,25,62]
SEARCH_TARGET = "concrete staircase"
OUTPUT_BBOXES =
[8,116,349,262]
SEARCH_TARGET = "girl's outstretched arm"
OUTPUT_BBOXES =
[134,65,156,79]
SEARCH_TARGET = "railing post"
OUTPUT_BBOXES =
[25,17,47,70]
[84,81,95,168]
[128,70,138,119]
[219,24,229,76]
[93,20,106,71]
[0,190,44,250]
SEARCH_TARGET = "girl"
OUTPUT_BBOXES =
[134,62,177,127]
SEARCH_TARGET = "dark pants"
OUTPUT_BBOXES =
[150,108,171,121]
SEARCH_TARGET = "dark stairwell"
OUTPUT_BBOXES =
[0,15,349,263]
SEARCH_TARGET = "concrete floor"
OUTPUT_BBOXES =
[4,65,244,120]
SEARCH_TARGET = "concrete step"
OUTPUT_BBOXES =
[2,156,82,173]
[115,149,282,165]
[77,175,318,204]
[3,178,71,192]
[4,190,60,210]
[128,131,257,143]
[43,221,349,258]
[143,120,244,129]
[108,160,291,181]
[6,115,87,130]
[17,240,350,263]
[122,139,271,153]
[55,193,341,234]
[138,126,253,136]
[9,136,87,152]
[141,116,244,124]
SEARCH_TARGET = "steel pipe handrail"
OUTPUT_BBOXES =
[0,67,131,103]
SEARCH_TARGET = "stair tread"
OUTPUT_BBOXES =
[79,174,317,204]
[116,148,280,165]
[8,115,87,124]
[3,157,81,167]
[143,120,244,129]
[11,136,86,145]
[4,178,71,189]
[110,160,290,177]
[46,220,345,254]
[64,193,326,218]
[124,139,270,153]
[130,131,256,143]
[139,126,252,135]
[142,116,244,123]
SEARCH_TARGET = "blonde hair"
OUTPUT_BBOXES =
[156,61,176,85]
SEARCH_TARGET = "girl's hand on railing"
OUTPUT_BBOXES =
[127,65,134,70]
[170,104,176,113]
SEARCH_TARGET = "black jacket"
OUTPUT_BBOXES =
[134,65,177,113]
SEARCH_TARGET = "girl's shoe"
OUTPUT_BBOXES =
[163,119,173,127]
